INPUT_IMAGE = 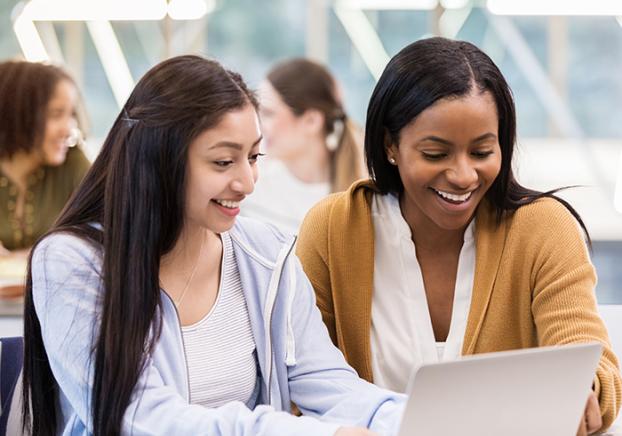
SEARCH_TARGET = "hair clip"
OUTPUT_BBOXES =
[121,109,139,127]
[326,118,345,152]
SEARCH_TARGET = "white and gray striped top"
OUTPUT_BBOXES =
[181,232,258,408]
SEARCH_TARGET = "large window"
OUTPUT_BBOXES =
[1,0,620,300]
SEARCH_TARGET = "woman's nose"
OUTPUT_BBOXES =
[445,157,478,188]
[230,161,256,195]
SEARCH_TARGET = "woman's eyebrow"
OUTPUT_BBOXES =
[420,135,453,146]
[208,141,243,151]
[471,132,497,143]
[208,135,262,151]
[419,132,497,146]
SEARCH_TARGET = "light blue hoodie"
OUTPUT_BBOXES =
[31,217,406,435]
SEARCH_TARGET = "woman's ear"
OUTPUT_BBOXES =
[300,108,325,136]
[384,130,398,165]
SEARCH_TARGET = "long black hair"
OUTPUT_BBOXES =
[22,55,258,436]
[365,37,589,240]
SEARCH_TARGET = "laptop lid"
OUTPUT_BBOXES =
[398,342,602,436]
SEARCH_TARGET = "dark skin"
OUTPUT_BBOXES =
[390,91,500,343]
[388,91,602,434]
[413,235,463,341]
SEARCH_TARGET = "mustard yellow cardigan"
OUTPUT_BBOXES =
[297,180,621,429]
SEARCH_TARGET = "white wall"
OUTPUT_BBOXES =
[0,317,23,337]
[516,139,622,240]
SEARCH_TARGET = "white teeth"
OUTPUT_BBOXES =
[434,189,473,202]
[215,199,240,209]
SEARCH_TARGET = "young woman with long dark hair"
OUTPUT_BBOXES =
[297,37,621,435]
[22,55,404,436]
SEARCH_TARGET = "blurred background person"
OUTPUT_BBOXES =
[243,58,365,234]
[0,60,90,258]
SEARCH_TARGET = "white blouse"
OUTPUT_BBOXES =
[242,158,330,235]
[370,193,476,392]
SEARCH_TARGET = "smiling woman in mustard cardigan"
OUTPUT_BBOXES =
[296,37,620,435]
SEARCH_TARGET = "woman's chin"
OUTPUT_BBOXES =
[43,151,68,166]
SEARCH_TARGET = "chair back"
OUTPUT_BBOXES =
[0,337,24,436]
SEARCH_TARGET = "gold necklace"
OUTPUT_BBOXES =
[173,231,205,308]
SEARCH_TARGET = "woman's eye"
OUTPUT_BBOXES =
[472,151,493,159]
[422,152,446,161]
[214,160,234,168]
[249,152,266,163]
[48,110,64,119]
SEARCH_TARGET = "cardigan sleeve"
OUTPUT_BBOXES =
[525,199,621,430]
[296,197,338,346]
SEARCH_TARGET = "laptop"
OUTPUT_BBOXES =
[398,342,602,436]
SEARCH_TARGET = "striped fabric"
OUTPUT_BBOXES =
[182,232,257,408]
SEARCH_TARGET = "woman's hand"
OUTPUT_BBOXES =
[576,391,602,436]
[335,427,379,436]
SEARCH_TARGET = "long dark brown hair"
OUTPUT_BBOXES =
[267,58,364,192]
[22,55,257,436]
[365,37,589,241]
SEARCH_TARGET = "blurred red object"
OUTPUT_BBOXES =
[0,284,25,299]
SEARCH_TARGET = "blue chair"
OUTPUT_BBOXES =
[0,337,23,436]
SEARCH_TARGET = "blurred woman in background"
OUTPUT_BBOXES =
[0,60,90,256]
[243,58,365,234]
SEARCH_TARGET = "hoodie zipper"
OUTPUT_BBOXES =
[161,290,192,403]
[263,236,297,406]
